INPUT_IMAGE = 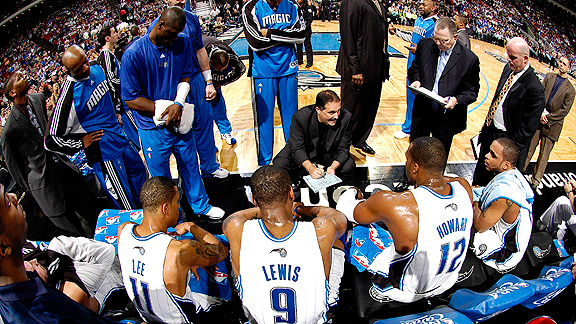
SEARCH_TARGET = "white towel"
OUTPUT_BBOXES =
[153,99,194,134]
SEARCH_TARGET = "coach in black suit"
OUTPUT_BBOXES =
[273,90,355,182]
[1,71,100,236]
[408,17,480,157]
[472,37,545,185]
[336,0,389,156]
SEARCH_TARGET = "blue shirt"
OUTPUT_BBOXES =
[148,9,204,76]
[251,0,300,78]
[408,15,437,69]
[0,272,115,324]
[120,34,194,130]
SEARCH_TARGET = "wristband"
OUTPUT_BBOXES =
[293,205,302,216]
[174,82,190,106]
[173,102,183,108]
[206,82,213,85]
[202,70,212,82]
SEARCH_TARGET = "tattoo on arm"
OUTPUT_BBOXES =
[506,199,513,207]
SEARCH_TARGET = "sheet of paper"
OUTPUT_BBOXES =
[303,173,342,193]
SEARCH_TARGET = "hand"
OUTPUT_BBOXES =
[161,103,183,127]
[174,222,195,235]
[443,96,458,110]
[308,165,324,179]
[405,42,416,54]
[351,73,364,85]
[409,81,421,91]
[326,167,336,175]
[205,83,216,100]
[260,28,268,37]
[388,24,396,34]
[116,114,123,126]
[82,130,103,148]
[190,264,219,281]
[540,113,548,124]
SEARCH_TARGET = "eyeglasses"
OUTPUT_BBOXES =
[433,37,453,45]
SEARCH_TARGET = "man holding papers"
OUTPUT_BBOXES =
[273,90,355,184]
[408,17,480,158]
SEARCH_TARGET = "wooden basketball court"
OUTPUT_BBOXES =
[180,22,576,176]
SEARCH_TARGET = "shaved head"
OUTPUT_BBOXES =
[62,45,90,79]
[506,37,530,72]
[507,37,530,56]
[159,6,186,28]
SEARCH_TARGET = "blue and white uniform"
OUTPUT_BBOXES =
[97,48,141,151]
[149,10,221,175]
[242,0,305,165]
[118,223,216,324]
[203,35,246,136]
[368,182,473,303]
[46,64,146,210]
[472,168,534,271]
[120,34,214,215]
[397,15,437,134]
[237,220,329,324]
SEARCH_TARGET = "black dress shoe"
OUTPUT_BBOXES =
[355,142,376,156]
[305,62,313,68]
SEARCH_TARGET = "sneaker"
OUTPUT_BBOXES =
[393,130,409,139]
[211,167,230,178]
[205,206,225,219]
[221,133,237,145]
[305,62,313,68]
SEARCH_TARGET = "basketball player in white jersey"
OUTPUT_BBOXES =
[117,176,228,324]
[472,138,533,271]
[337,137,474,303]
[223,166,347,324]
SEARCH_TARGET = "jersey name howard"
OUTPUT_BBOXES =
[86,80,110,111]
[437,217,468,239]
[262,264,301,282]
[262,13,292,26]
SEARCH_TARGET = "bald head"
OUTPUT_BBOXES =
[506,37,530,72]
[160,6,186,28]
[62,45,90,79]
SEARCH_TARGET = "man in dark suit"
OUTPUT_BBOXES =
[408,17,480,157]
[472,37,545,186]
[321,0,331,21]
[273,90,355,182]
[524,56,574,187]
[1,71,100,236]
[336,0,389,156]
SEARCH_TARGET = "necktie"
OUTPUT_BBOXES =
[433,51,448,94]
[27,105,43,136]
[484,72,514,126]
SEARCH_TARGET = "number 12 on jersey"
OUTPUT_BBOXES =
[437,237,466,274]
[271,287,297,323]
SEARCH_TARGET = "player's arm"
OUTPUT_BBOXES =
[473,198,521,232]
[394,28,413,43]
[267,3,306,44]
[197,47,216,100]
[178,223,227,268]
[222,212,253,276]
[332,114,352,172]
[242,0,277,51]
[297,206,347,240]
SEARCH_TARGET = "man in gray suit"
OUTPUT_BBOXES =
[454,15,470,49]
[1,71,100,236]
[524,56,575,187]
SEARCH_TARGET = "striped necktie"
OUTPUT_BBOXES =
[432,51,448,94]
[484,72,514,126]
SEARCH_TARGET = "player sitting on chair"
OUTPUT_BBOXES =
[223,166,347,324]
[472,138,534,271]
[337,137,474,303]
[117,176,228,324]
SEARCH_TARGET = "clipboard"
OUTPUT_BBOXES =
[470,133,481,160]
[407,85,447,105]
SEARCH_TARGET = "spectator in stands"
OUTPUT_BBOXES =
[0,184,116,324]
[472,138,534,271]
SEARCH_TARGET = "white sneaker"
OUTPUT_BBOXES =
[211,167,230,178]
[393,130,409,139]
[205,206,225,219]
[221,133,237,145]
